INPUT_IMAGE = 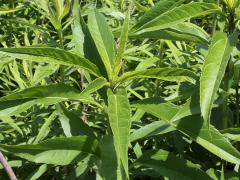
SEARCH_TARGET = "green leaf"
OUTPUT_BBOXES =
[131,22,210,44]
[221,128,240,141]
[0,116,23,135]
[56,104,95,137]
[0,47,101,77]
[132,100,240,164]
[134,2,220,34]
[117,68,197,84]
[200,32,236,124]
[79,77,109,97]
[113,11,130,77]
[88,10,116,79]
[0,7,22,14]
[99,135,122,180]
[70,0,84,56]
[0,84,83,102]
[33,112,57,144]
[133,149,212,180]
[133,0,185,30]
[107,89,131,178]
[130,121,175,142]
[0,136,99,165]
[26,164,48,180]
[0,83,104,116]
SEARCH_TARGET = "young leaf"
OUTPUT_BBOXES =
[200,32,236,125]
[107,89,131,178]
[0,47,101,77]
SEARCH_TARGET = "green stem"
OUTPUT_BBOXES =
[222,10,235,129]
[212,0,220,34]
[155,40,165,96]
[236,81,239,126]
[57,29,65,82]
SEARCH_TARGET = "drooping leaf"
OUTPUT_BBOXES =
[133,149,212,180]
[0,84,84,102]
[0,136,99,165]
[130,22,210,44]
[200,32,236,124]
[133,2,220,34]
[132,99,240,164]
[117,68,197,84]
[107,89,131,178]
[0,47,101,77]
[0,83,106,116]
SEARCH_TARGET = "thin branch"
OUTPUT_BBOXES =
[0,151,17,180]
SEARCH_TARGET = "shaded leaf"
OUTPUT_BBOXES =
[134,149,212,180]
[200,32,236,124]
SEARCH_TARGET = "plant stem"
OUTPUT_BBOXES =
[212,0,220,34]
[236,76,240,126]
[57,29,65,83]
[222,9,235,129]
[0,151,17,180]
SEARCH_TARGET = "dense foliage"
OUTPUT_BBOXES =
[0,0,240,179]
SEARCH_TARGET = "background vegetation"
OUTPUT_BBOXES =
[0,0,240,179]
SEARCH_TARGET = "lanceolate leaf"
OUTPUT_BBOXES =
[130,121,175,142]
[117,68,197,84]
[130,22,210,44]
[88,10,116,79]
[0,136,99,165]
[0,82,107,116]
[133,0,185,30]
[132,99,240,164]
[99,135,122,180]
[133,149,212,180]
[0,7,23,14]
[113,11,130,77]
[0,78,107,102]
[0,47,101,77]
[134,2,220,34]
[200,32,236,124]
[107,89,131,178]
